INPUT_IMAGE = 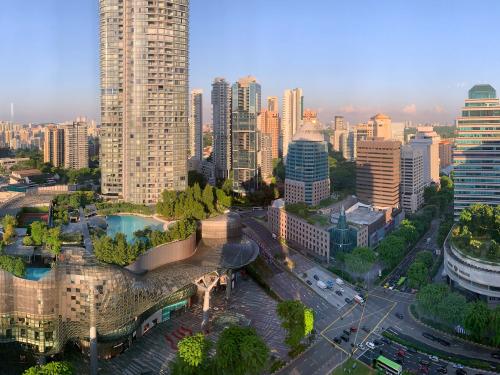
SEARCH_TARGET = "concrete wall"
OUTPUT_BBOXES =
[126,233,197,274]
[201,213,242,239]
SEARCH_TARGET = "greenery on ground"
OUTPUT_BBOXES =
[331,358,374,375]
[344,246,377,275]
[52,191,98,225]
[452,203,500,262]
[0,254,26,277]
[22,361,73,375]
[277,300,314,351]
[156,183,231,220]
[415,283,500,347]
[1,214,17,244]
[23,221,62,255]
[93,218,196,266]
[284,202,330,226]
[170,327,269,375]
[95,201,154,216]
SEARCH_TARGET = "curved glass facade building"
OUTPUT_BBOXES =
[454,84,500,216]
[285,117,330,206]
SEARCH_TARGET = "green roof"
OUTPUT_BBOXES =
[377,355,402,370]
[468,84,496,99]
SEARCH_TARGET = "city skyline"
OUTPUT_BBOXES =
[2,0,500,124]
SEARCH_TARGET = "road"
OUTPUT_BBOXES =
[235,210,499,375]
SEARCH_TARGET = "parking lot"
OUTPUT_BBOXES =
[300,266,359,309]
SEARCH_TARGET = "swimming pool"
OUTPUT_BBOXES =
[25,267,51,281]
[105,215,165,242]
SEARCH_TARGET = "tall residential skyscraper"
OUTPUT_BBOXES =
[409,127,441,186]
[282,88,303,159]
[439,140,453,169]
[454,84,500,216]
[189,89,203,161]
[63,121,89,169]
[356,139,401,210]
[100,0,189,204]
[285,112,330,206]
[211,77,231,180]
[400,145,424,213]
[43,125,64,167]
[257,109,280,160]
[267,96,279,112]
[340,130,357,161]
[231,76,261,194]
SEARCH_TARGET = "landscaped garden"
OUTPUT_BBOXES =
[451,203,500,262]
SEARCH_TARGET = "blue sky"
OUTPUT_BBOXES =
[1,0,499,124]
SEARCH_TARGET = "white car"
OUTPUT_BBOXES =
[429,355,439,362]
[357,343,365,350]
[366,342,375,349]
[338,287,345,292]
[453,364,464,369]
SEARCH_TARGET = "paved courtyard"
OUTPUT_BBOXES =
[81,277,288,375]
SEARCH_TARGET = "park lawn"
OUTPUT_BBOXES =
[331,358,374,375]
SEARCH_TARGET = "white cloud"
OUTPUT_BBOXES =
[402,104,417,115]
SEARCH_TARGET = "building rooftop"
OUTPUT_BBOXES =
[468,84,496,99]
[331,202,384,226]
[292,119,325,142]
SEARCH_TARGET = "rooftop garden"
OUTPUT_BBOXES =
[284,202,331,227]
[451,203,500,263]
[0,215,26,277]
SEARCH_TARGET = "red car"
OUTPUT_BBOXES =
[397,349,406,357]
[350,326,357,332]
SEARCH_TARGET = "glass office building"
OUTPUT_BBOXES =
[454,84,500,216]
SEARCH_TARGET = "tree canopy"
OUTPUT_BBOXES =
[23,361,73,375]
[344,247,377,275]
[277,300,315,349]
[407,261,429,289]
[1,214,17,244]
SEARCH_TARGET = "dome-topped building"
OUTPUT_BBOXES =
[285,110,330,206]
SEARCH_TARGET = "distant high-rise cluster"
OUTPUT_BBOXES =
[100,0,189,204]
[454,84,500,216]
[0,122,44,151]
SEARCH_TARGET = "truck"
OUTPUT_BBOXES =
[354,295,365,304]
[336,278,344,285]
[317,280,327,289]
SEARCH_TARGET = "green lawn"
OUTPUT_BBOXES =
[331,358,374,375]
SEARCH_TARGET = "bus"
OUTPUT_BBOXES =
[396,277,407,287]
[375,355,402,375]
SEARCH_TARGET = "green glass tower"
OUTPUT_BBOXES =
[454,84,500,216]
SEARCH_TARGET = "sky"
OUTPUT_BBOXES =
[1,0,500,125]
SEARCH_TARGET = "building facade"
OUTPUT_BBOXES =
[100,0,189,204]
[211,77,232,180]
[259,133,273,181]
[257,109,280,160]
[400,145,424,213]
[356,139,401,210]
[409,127,441,186]
[340,130,357,161]
[454,84,500,216]
[63,121,89,169]
[43,125,64,167]
[231,76,261,194]
[439,140,453,169]
[267,96,279,112]
[332,115,346,131]
[189,89,203,162]
[285,116,330,206]
[282,88,303,159]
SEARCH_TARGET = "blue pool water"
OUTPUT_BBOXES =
[105,215,164,242]
[25,268,51,281]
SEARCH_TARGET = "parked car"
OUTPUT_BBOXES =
[336,290,343,296]
[455,369,467,375]
[313,275,319,280]
[334,337,341,344]
[381,338,391,345]
[350,326,357,332]
[373,339,382,346]
[306,280,312,285]
[429,355,439,362]
[395,312,404,319]
[366,342,375,349]
[341,335,349,342]
[453,364,464,369]
[343,329,350,336]
[302,273,307,278]
[345,297,352,304]
[437,367,448,374]
[357,343,365,350]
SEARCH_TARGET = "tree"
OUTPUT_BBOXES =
[464,301,490,341]
[398,219,419,245]
[45,227,62,255]
[30,221,48,246]
[1,214,17,244]
[215,326,269,375]
[277,300,314,349]
[344,247,377,275]
[416,283,449,318]
[407,261,429,289]
[415,251,434,268]
[216,188,232,209]
[23,361,73,375]
[490,306,500,347]
[436,292,467,326]
[378,235,406,269]
[202,185,215,213]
